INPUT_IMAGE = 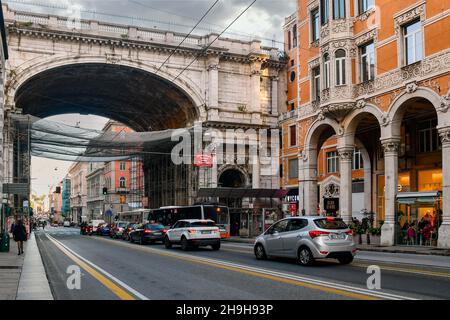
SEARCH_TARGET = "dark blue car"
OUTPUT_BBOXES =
[97,223,111,236]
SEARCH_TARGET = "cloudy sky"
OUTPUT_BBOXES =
[11,0,296,196]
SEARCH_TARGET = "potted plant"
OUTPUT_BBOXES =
[369,227,381,245]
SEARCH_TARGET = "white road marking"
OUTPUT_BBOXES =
[45,233,150,300]
[92,236,419,300]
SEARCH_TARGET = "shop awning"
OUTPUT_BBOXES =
[397,191,441,204]
[197,188,289,199]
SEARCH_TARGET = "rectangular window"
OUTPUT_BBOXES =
[358,0,373,15]
[324,58,330,89]
[289,159,299,179]
[311,9,320,42]
[289,125,297,147]
[292,24,297,47]
[288,30,291,50]
[333,0,345,19]
[312,67,320,101]
[120,162,126,171]
[404,20,422,65]
[352,149,364,170]
[360,41,375,82]
[352,181,365,193]
[326,151,339,173]
[418,119,440,153]
[321,0,329,25]
[335,56,346,85]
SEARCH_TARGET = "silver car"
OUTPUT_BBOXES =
[254,216,356,266]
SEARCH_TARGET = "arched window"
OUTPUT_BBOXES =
[335,49,346,86]
[119,177,126,188]
[323,53,330,89]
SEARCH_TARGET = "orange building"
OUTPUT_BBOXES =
[280,0,450,247]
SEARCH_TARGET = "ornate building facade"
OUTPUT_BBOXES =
[281,0,450,247]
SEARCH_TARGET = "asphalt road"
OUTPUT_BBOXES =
[34,226,450,300]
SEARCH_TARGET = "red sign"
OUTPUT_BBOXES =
[289,203,297,216]
[194,154,213,168]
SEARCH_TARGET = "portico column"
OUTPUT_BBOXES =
[207,55,219,109]
[380,138,400,246]
[300,150,318,215]
[438,128,450,248]
[250,61,262,123]
[337,147,353,223]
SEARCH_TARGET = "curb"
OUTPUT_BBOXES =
[223,238,450,256]
[16,232,53,300]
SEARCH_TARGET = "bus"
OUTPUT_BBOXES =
[147,205,230,238]
[117,209,150,224]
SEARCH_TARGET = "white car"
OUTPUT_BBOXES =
[63,221,71,227]
[91,219,105,233]
[164,219,221,251]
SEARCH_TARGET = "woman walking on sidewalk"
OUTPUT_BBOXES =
[13,219,27,255]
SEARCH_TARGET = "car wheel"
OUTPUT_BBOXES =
[298,247,314,266]
[181,236,190,251]
[254,244,267,260]
[337,255,354,265]
[164,236,172,249]
[211,242,220,251]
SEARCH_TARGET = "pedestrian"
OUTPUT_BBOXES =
[12,219,27,255]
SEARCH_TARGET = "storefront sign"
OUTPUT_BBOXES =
[194,154,213,168]
[288,203,297,215]
[324,198,339,215]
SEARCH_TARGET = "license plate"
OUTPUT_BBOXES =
[329,233,345,240]
[154,232,162,236]
[201,231,211,234]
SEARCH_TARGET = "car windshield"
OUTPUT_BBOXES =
[190,221,215,227]
[314,218,348,230]
[118,223,127,227]
[147,224,164,230]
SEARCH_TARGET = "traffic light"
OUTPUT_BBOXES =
[102,187,108,195]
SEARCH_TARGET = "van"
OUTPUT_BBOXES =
[91,220,105,233]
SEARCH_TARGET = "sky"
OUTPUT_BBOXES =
[31,114,109,196]
[19,0,297,196]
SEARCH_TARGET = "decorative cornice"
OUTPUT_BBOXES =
[354,29,377,46]
[438,92,450,113]
[405,81,418,93]
[355,8,375,22]
[394,4,426,36]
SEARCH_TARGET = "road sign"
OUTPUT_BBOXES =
[105,209,113,217]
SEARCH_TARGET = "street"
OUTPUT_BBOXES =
[34,226,450,300]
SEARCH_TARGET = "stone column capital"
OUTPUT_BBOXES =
[381,138,401,154]
[337,147,354,162]
[438,127,450,147]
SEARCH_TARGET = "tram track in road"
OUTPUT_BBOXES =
[86,235,420,300]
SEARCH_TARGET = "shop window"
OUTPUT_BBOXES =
[288,158,298,179]
[360,41,375,82]
[326,151,339,173]
[321,0,329,25]
[403,20,423,65]
[333,0,345,19]
[311,8,320,42]
[335,49,346,85]
[418,119,440,153]
[418,169,442,192]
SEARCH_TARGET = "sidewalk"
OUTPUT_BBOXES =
[223,236,450,256]
[0,232,53,300]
